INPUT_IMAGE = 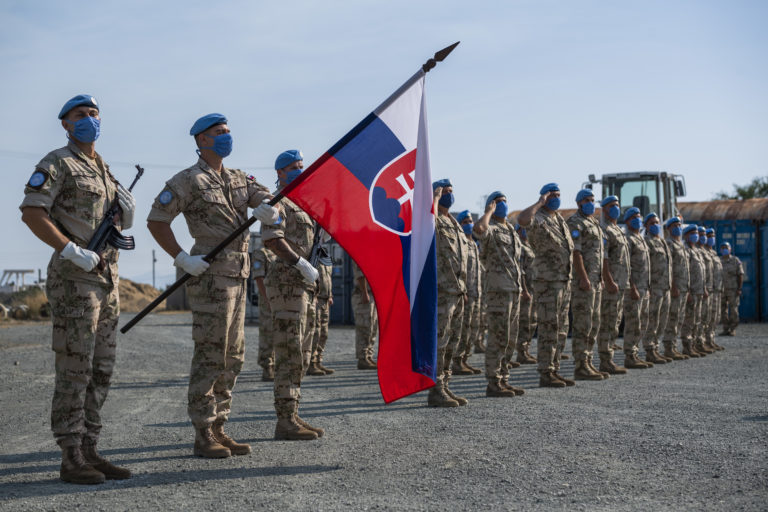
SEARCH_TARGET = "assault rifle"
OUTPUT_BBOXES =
[87,164,144,270]
[308,225,330,267]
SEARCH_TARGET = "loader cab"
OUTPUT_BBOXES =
[583,172,686,224]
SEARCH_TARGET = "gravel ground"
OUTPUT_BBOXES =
[0,313,766,511]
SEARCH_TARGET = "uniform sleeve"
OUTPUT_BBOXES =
[260,202,286,242]
[735,257,745,276]
[147,177,189,224]
[19,153,65,213]
[472,222,491,241]
[252,249,267,278]
[567,217,582,252]
[246,176,272,208]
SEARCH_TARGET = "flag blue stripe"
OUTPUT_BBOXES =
[409,234,437,379]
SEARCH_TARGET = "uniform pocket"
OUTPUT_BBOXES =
[199,184,227,205]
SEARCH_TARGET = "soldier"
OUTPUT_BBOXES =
[518,183,574,388]
[622,207,653,369]
[720,242,744,336]
[148,114,278,456]
[661,217,690,360]
[566,189,607,380]
[595,196,629,375]
[20,94,134,484]
[351,260,378,370]
[695,226,716,355]
[642,213,673,363]
[680,225,707,357]
[307,249,335,375]
[451,210,483,375]
[515,223,537,364]
[705,228,725,351]
[428,179,469,406]
[253,245,276,381]
[474,191,528,396]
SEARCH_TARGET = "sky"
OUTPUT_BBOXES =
[0,0,766,287]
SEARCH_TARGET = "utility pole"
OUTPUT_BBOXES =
[152,250,157,289]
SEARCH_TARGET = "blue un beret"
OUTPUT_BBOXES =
[190,113,227,136]
[575,189,595,203]
[456,210,471,223]
[720,241,731,248]
[539,182,559,195]
[275,149,303,170]
[623,207,641,222]
[706,228,715,235]
[486,191,505,207]
[644,212,658,225]
[432,178,452,191]
[683,225,698,235]
[698,226,706,233]
[600,195,619,207]
[665,217,681,228]
[58,94,99,119]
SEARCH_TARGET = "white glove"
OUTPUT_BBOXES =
[294,256,319,284]
[116,183,136,230]
[61,241,100,272]
[253,200,280,225]
[174,251,210,276]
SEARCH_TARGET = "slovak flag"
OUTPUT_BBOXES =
[282,70,438,403]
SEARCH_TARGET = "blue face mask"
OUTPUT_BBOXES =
[707,237,715,247]
[439,193,455,208]
[649,224,661,236]
[494,200,508,218]
[67,116,100,143]
[628,217,642,230]
[462,223,474,235]
[721,248,730,256]
[283,168,302,185]
[607,205,621,220]
[688,234,699,244]
[671,226,682,237]
[200,133,233,158]
[546,197,561,211]
[581,202,595,215]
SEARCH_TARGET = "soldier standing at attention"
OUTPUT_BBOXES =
[21,94,134,484]
[351,260,378,370]
[642,213,673,364]
[705,228,725,351]
[595,196,629,375]
[681,225,707,357]
[451,210,483,375]
[148,113,278,457]
[719,242,744,336]
[695,226,716,355]
[661,217,690,360]
[307,247,335,375]
[518,183,574,388]
[622,207,653,369]
[566,189,607,381]
[515,223,537,365]
[253,245,277,381]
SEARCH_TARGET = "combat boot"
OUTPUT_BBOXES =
[598,355,627,375]
[682,340,702,358]
[645,349,667,365]
[712,341,725,351]
[306,361,326,376]
[574,360,604,381]
[560,353,570,360]
[654,348,673,362]
[295,415,325,437]
[624,352,651,369]
[516,349,537,364]
[212,420,252,455]
[451,358,474,375]
[443,384,468,406]
[704,339,719,352]
[262,364,275,381]
[357,358,377,370]
[365,356,378,368]
[274,417,318,440]
[538,371,567,388]
[696,339,714,354]
[663,341,686,361]
[500,379,525,396]
[586,359,610,379]
[671,344,690,360]
[81,441,131,479]
[60,445,105,485]
[194,426,231,458]
[487,380,517,397]
[553,371,575,386]
[462,355,482,375]
[316,358,335,374]
[428,383,460,407]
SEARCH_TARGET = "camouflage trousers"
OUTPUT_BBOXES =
[662,291,687,343]
[644,288,670,350]
[266,282,316,419]
[681,294,703,342]
[484,290,520,381]
[477,296,488,349]
[186,274,246,428]
[437,293,464,383]
[596,289,624,358]
[698,293,712,343]
[533,280,570,373]
[622,289,649,356]
[257,300,274,369]
[351,292,378,360]
[721,290,741,332]
[516,293,537,354]
[311,297,331,361]
[456,295,480,359]
[706,292,721,344]
[569,283,601,361]
[47,275,119,448]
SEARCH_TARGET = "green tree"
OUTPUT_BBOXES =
[714,176,768,200]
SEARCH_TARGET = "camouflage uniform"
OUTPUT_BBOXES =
[698,246,714,346]
[644,234,672,352]
[252,246,276,370]
[457,236,482,359]
[476,264,489,351]
[475,219,522,383]
[708,250,723,346]
[623,232,650,356]
[721,255,744,333]
[524,209,573,373]
[311,261,333,363]
[662,236,690,346]
[597,222,630,359]
[351,260,378,361]
[21,142,121,448]
[681,244,706,346]
[148,158,270,428]
[516,240,537,356]
[260,197,318,421]
[566,211,604,362]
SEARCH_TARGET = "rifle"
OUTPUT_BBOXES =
[87,164,144,270]
[308,225,330,267]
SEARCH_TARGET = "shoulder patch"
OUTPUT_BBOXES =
[158,189,173,205]
[247,174,256,181]
[571,229,580,239]
[27,171,48,189]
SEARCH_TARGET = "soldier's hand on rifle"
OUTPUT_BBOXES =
[253,200,280,225]
[174,251,210,276]
[116,183,136,230]
[61,241,100,272]
[294,256,319,284]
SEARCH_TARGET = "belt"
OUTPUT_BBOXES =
[194,237,249,253]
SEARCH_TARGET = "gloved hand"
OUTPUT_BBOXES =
[60,241,100,272]
[117,183,136,230]
[294,256,319,284]
[253,200,279,225]
[174,251,210,276]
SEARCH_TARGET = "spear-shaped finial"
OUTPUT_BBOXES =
[422,41,460,73]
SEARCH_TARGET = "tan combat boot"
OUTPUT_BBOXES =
[586,358,610,379]
[654,348,673,362]
[194,426,231,457]
[516,347,537,364]
[316,358,335,374]
[365,355,378,368]
[262,364,275,382]
[306,360,326,376]
[539,371,567,388]
[682,340,702,357]
[462,355,483,375]
[274,416,319,440]
[428,382,460,407]
[645,349,667,364]
[695,339,713,354]
[560,353,571,360]
[295,415,325,437]
[487,380,517,397]
[212,420,252,455]
[500,379,525,396]
[553,371,575,386]
[671,344,690,359]
[598,355,627,375]
[703,338,719,352]
[443,383,469,406]
[451,358,474,375]
[624,352,651,369]
[357,358,377,370]
[81,441,131,479]
[663,341,686,361]
[60,445,105,485]
[574,360,604,381]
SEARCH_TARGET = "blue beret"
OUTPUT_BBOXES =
[683,225,698,235]
[514,224,521,231]
[539,182,559,195]
[664,217,681,228]
[432,178,452,191]
[275,149,303,170]
[706,228,714,235]
[190,113,227,136]
[600,195,619,207]
[720,241,731,248]
[575,189,594,202]
[623,207,640,222]
[643,212,658,225]
[486,191,505,207]
[58,94,99,119]
[697,226,706,233]
[456,210,471,223]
